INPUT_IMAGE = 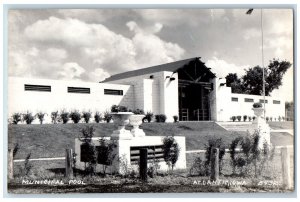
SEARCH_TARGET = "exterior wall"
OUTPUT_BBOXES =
[103,71,179,122]
[211,77,286,122]
[8,75,286,123]
[8,77,134,124]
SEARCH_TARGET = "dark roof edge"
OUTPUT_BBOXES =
[101,57,204,83]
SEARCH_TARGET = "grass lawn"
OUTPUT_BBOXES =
[8,122,294,159]
[10,151,293,193]
[8,121,294,193]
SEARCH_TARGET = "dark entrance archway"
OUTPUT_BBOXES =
[177,59,215,121]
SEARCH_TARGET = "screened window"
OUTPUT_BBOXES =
[68,87,90,94]
[24,84,51,92]
[104,89,123,96]
[259,99,268,104]
[231,97,238,102]
[244,98,254,102]
[273,100,281,104]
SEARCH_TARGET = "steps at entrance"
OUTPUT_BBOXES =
[216,122,253,132]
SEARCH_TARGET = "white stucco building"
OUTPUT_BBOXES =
[8,57,285,123]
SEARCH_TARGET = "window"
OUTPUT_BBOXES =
[104,89,123,95]
[244,98,254,102]
[231,97,238,102]
[273,100,281,104]
[259,99,268,104]
[68,87,90,94]
[24,84,51,92]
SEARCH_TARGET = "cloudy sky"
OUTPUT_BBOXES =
[8,8,293,101]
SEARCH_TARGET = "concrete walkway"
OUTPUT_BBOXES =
[216,122,294,136]
[270,129,293,136]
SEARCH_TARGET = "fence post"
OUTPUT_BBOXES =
[281,146,292,189]
[65,149,74,179]
[139,148,148,182]
[210,148,219,181]
[8,149,13,180]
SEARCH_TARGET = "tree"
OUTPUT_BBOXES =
[225,73,244,93]
[226,59,291,95]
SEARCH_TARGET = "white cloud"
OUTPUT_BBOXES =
[206,57,249,78]
[126,21,185,68]
[27,47,39,57]
[243,28,260,40]
[10,17,185,80]
[58,62,85,80]
[89,68,110,82]
[126,21,163,34]
[45,48,68,60]
[9,51,32,77]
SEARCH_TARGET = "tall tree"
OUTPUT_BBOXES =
[225,59,291,95]
[225,73,244,93]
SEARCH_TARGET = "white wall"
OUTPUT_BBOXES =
[8,75,285,124]
[103,71,179,122]
[213,77,286,121]
[8,77,134,124]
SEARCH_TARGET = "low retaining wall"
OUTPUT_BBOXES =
[74,136,186,174]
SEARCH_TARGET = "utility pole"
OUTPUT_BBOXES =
[247,8,266,119]
[260,9,266,119]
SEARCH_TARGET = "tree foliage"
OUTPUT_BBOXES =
[226,59,291,95]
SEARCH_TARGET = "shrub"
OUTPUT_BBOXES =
[266,117,269,122]
[97,138,117,175]
[237,115,242,122]
[132,108,145,115]
[252,116,256,121]
[12,113,22,124]
[204,137,226,176]
[243,115,247,122]
[147,158,161,178]
[155,114,167,123]
[282,116,285,121]
[69,110,81,123]
[60,110,69,124]
[79,126,97,175]
[162,136,180,172]
[253,102,262,108]
[143,111,154,123]
[51,111,59,124]
[104,111,113,123]
[278,116,282,121]
[248,116,252,122]
[22,111,35,124]
[270,117,273,121]
[94,112,102,123]
[111,105,128,112]
[231,116,236,122]
[36,112,47,124]
[229,137,243,175]
[230,131,275,177]
[82,111,92,123]
[173,115,179,123]
[189,156,206,176]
